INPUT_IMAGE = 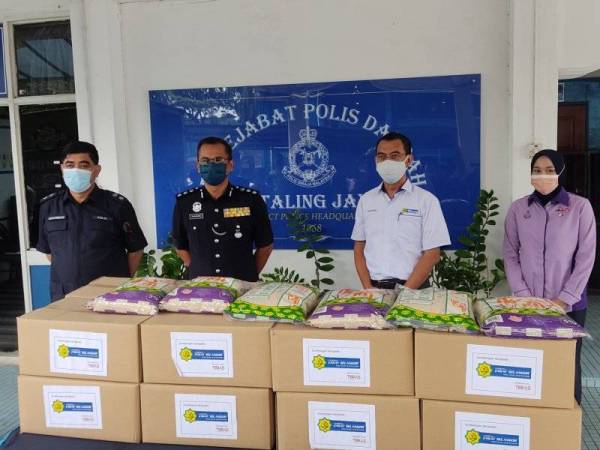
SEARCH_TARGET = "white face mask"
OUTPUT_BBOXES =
[376,159,407,184]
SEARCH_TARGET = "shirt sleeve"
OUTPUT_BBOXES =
[502,202,533,296]
[36,201,51,254]
[119,200,148,252]
[351,196,366,241]
[252,194,274,248]
[171,198,189,250]
[421,195,451,250]
[558,199,597,308]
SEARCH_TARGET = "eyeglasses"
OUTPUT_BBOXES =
[375,152,406,163]
[198,156,229,165]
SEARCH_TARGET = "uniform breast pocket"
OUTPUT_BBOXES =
[225,217,252,244]
[85,217,118,248]
[45,219,68,247]
[395,213,423,243]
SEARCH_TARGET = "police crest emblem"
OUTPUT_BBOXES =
[282,127,336,188]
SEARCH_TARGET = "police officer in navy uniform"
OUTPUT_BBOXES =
[172,136,273,281]
[36,141,148,301]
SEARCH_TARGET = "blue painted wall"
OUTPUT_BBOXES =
[30,265,50,309]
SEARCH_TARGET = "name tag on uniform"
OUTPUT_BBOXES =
[398,208,421,217]
[94,215,111,221]
[223,207,251,218]
[48,216,66,221]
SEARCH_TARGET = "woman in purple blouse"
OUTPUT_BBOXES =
[503,149,596,404]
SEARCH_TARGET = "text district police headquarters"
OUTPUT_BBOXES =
[221,103,427,222]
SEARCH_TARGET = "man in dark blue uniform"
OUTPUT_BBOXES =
[36,141,148,301]
[172,136,273,281]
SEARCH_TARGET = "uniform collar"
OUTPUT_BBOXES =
[200,183,234,200]
[61,185,102,204]
[378,178,413,196]
[527,186,570,207]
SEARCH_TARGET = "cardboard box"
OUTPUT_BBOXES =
[415,330,576,408]
[18,307,147,382]
[18,375,140,443]
[88,276,129,287]
[276,392,420,450]
[47,297,92,311]
[65,284,115,300]
[422,399,581,450]
[140,383,274,449]
[270,324,414,395]
[141,313,273,387]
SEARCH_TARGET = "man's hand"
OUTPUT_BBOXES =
[404,247,441,289]
[353,241,373,289]
[551,298,568,312]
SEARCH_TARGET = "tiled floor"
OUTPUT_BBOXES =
[582,297,600,449]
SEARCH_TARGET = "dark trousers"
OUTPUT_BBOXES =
[567,308,586,405]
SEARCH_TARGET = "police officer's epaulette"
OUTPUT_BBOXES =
[233,185,259,195]
[107,190,126,201]
[40,191,58,203]
[176,187,200,199]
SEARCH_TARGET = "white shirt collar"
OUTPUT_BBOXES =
[378,178,413,197]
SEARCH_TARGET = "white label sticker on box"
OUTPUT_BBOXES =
[455,411,530,450]
[308,401,376,450]
[170,332,233,378]
[174,394,237,440]
[49,329,108,377]
[465,344,543,399]
[43,385,103,429]
[303,338,370,387]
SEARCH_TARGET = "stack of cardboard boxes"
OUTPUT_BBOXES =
[17,277,142,443]
[416,330,582,450]
[270,324,420,450]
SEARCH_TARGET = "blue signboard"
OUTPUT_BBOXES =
[0,26,6,97]
[149,74,480,249]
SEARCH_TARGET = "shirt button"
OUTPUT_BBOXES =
[214,223,219,227]
[215,254,221,258]
[215,269,221,273]
[192,226,197,230]
[214,238,219,243]
[214,208,219,212]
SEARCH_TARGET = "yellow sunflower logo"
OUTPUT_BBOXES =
[312,355,326,370]
[318,417,331,432]
[179,347,193,362]
[57,344,70,359]
[52,400,65,413]
[465,429,481,445]
[476,362,493,378]
[183,408,197,423]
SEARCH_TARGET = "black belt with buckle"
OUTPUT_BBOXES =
[370,279,431,289]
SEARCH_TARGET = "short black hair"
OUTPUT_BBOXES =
[61,141,99,164]
[197,136,232,160]
[375,132,412,155]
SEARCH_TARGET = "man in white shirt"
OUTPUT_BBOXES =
[352,132,451,290]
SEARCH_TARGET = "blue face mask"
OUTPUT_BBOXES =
[62,168,93,193]
[199,162,227,186]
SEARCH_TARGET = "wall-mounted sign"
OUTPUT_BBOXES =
[149,74,481,249]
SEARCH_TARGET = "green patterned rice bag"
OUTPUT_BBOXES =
[224,282,319,323]
[385,287,479,333]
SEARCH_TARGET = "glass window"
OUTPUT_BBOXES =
[14,21,74,97]
[19,103,78,247]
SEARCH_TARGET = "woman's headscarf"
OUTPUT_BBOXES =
[530,149,565,179]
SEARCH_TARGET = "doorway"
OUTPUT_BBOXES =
[557,102,600,290]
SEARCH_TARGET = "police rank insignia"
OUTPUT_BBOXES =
[192,202,202,212]
[224,207,251,218]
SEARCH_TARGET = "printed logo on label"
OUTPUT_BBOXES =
[183,409,229,423]
[465,428,520,446]
[476,361,532,380]
[179,347,225,362]
[312,354,361,370]
[51,400,94,414]
[57,344,99,359]
[317,417,367,433]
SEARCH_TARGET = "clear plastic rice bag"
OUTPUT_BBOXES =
[385,287,479,333]
[91,277,179,315]
[159,276,253,314]
[473,296,589,339]
[224,282,319,323]
[306,288,396,329]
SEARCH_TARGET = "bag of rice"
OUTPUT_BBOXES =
[91,277,179,315]
[473,296,589,339]
[224,282,319,323]
[159,276,252,314]
[385,287,479,333]
[306,288,396,329]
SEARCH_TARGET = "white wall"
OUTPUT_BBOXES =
[116,0,511,288]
